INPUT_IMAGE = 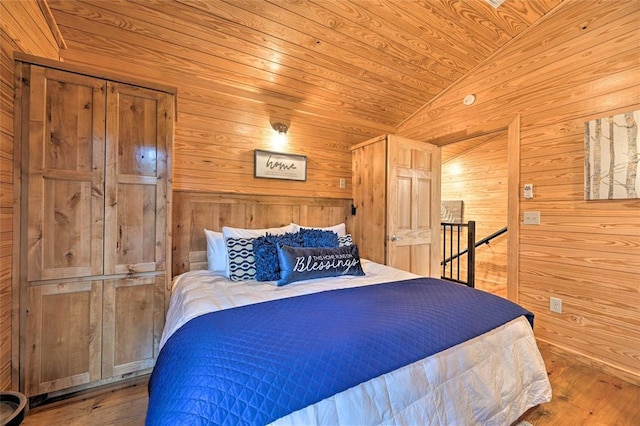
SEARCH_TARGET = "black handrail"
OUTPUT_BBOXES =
[441,221,476,287]
[441,226,508,265]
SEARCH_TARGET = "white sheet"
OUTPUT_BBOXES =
[160,260,551,425]
[161,258,418,348]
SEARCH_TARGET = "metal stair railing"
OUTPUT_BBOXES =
[440,222,508,288]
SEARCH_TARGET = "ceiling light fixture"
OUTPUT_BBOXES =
[271,122,288,135]
[484,0,505,9]
[463,94,476,106]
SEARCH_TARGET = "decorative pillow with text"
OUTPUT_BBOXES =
[276,244,365,286]
[253,229,339,281]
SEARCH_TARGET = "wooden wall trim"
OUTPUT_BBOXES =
[538,338,640,387]
[507,115,521,303]
[174,191,353,207]
[36,0,67,49]
[350,134,387,151]
[11,61,27,392]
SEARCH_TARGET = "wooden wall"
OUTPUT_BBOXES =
[399,0,640,384]
[6,0,639,392]
[172,191,353,276]
[46,1,379,200]
[441,132,508,297]
[1,0,60,391]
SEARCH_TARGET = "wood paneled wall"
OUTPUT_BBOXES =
[441,132,508,297]
[399,0,640,384]
[172,191,353,276]
[1,0,60,391]
[46,0,372,200]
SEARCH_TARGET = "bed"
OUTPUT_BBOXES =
[147,192,551,425]
[147,195,551,425]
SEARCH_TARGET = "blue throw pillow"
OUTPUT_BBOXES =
[253,229,339,281]
[253,232,303,281]
[299,228,339,248]
[276,244,365,286]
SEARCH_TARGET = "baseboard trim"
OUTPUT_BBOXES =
[27,374,149,413]
[536,338,640,387]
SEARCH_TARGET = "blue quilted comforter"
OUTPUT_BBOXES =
[146,278,533,425]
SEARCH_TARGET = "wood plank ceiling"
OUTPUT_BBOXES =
[47,0,561,145]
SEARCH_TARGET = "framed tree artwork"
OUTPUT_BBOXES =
[584,109,639,200]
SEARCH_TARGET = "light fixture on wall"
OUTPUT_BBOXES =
[269,120,289,149]
[271,122,288,135]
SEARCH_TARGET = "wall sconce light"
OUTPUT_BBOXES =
[271,122,288,135]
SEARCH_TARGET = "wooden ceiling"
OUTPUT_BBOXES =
[47,0,561,144]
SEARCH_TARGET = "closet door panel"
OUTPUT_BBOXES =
[102,276,164,378]
[104,83,169,275]
[116,183,157,268]
[27,66,105,281]
[25,280,103,395]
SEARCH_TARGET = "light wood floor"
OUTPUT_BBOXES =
[22,342,640,425]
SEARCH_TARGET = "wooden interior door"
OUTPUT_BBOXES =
[104,82,171,275]
[26,66,105,281]
[386,135,441,276]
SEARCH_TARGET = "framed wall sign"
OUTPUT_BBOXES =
[254,149,307,181]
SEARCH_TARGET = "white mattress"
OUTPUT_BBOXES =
[160,260,552,425]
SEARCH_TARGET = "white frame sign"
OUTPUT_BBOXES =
[254,149,307,181]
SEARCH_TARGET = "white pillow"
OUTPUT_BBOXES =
[291,222,346,237]
[221,223,296,240]
[204,228,226,274]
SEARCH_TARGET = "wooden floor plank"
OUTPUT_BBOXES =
[23,379,148,426]
[21,342,640,425]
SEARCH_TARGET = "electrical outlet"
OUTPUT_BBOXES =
[339,178,346,189]
[523,211,540,225]
[550,297,563,313]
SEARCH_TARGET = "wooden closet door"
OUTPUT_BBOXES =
[25,280,103,396]
[26,66,105,281]
[102,276,165,379]
[351,136,387,264]
[104,83,171,275]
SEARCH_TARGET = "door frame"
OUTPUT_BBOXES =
[435,115,521,302]
[506,116,521,302]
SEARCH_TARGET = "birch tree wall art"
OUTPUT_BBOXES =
[584,110,639,200]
